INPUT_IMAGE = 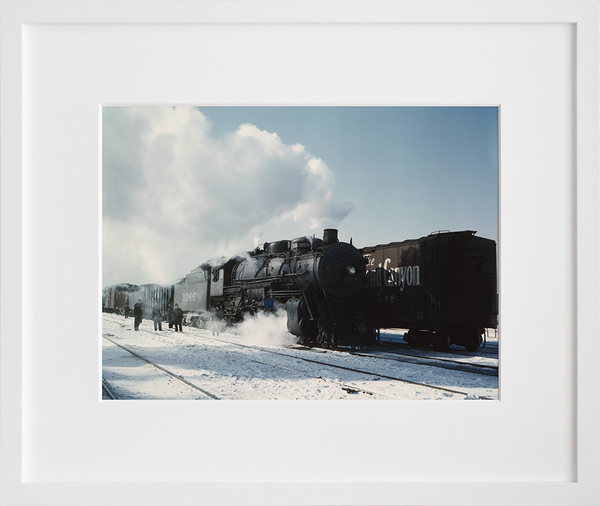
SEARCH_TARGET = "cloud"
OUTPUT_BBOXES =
[102,107,354,287]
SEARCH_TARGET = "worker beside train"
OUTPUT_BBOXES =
[211,305,223,336]
[133,299,143,331]
[152,303,163,332]
[173,304,184,332]
[167,305,174,329]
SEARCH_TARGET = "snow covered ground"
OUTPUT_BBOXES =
[102,312,498,401]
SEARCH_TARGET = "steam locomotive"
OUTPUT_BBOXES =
[174,229,378,348]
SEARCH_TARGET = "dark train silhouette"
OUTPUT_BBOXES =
[103,229,497,351]
[360,230,497,351]
[174,229,377,348]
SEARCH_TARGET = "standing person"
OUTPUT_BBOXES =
[167,305,173,329]
[173,304,184,332]
[151,303,163,331]
[124,304,131,319]
[133,299,143,331]
[211,305,223,336]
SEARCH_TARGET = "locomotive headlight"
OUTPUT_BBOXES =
[346,265,357,276]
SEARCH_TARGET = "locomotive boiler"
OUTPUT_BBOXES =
[174,229,378,348]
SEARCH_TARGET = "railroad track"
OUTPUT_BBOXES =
[166,330,496,400]
[227,353,383,398]
[351,347,498,377]
[378,338,499,359]
[102,334,220,400]
[105,331,385,398]
[109,315,498,361]
[103,316,496,399]
[102,378,117,399]
[160,327,497,378]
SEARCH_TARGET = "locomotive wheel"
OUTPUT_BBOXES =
[316,329,326,348]
[433,332,451,352]
[235,306,256,322]
[464,334,482,352]
[321,330,332,349]
[329,330,337,349]
[404,330,420,349]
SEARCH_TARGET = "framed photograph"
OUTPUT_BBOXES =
[1,1,598,505]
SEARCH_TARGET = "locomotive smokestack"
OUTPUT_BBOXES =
[323,229,338,245]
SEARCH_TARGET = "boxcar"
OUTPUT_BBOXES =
[360,230,497,351]
[103,283,138,314]
[129,283,174,319]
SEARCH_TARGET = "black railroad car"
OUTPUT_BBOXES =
[361,230,497,351]
[103,283,139,314]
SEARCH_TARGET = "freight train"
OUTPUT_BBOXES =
[103,283,174,319]
[103,229,498,352]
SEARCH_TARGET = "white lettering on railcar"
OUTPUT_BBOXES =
[375,290,396,303]
[365,258,420,292]
[181,292,198,303]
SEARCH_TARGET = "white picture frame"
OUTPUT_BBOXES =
[1,1,598,505]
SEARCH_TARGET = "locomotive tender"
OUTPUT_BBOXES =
[361,230,498,351]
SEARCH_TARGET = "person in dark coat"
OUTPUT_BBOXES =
[151,303,163,331]
[133,299,143,331]
[173,304,184,332]
[167,305,173,329]
[124,304,131,319]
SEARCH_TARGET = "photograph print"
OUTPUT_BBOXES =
[102,106,499,401]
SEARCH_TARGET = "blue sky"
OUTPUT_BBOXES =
[103,106,498,287]
[198,106,498,243]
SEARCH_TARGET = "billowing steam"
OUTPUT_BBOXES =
[200,251,253,271]
[230,309,298,348]
[103,107,354,287]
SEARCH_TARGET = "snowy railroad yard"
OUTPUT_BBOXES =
[102,312,498,401]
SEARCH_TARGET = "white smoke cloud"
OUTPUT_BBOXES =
[230,309,298,348]
[103,107,354,287]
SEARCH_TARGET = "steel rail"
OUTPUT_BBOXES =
[378,338,499,358]
[350,348,498,377]
[102,378,117,399]
[240,356,381,398]
[190,333,495,400]
[102,335,220,400]
[105,314,495,399]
